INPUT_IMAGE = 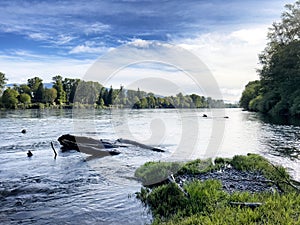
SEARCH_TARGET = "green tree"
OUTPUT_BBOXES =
[53,75,66,104]
[63,78,80,103]
[2,88,19,109]
[253,1,300,116]
[19,93,31,104]
[0,72,7,95]
[44,88,57,104]
[239,80,261,110]
[35,83,45,103]
[18,84,32,96]
[107,86,114,106]
[27,77,42,99]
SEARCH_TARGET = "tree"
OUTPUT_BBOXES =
[0,72,7,95]
[44,88,57,104]
[53,75,66,104]
[107,86,114,106]
[241,1,300,116]
[239,80,261,110]
[27,77,42,99]
[2,88,19,109]
[17,84,31,96]
[19,93,31,104]
[35,83,45,103]
[63,78,80,103]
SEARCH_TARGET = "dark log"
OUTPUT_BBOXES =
[58,134,121,158]
[116,138,165,152]
[57,134,165,160]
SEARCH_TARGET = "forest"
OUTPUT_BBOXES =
[240,1,300,117]
[0,73,230,110]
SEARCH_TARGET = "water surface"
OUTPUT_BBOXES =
[0,108,299,224]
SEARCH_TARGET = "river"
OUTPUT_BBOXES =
[0,108,299,224]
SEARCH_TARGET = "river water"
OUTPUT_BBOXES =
[0,108,299,224]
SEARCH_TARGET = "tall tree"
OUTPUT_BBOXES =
[53,75,66,104]
[35,83,45,103]
[27,77,42,98]
[0,72,7,95]
[107,86,114,106]
[63,78,80,103]
[256,1,300,115]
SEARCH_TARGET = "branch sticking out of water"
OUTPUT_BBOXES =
[51,141,57,159]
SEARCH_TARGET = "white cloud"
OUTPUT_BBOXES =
[176,25,269,101]
[129,39,153,48]
[28,33,49,41]
[69,43,108,54]
[84,22,110,35]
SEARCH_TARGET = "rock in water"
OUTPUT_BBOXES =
[27,150,33,157]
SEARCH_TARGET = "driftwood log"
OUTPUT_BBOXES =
[116,138,165,152]
[58,134,165,159]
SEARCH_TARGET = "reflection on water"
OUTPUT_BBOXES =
[0,108,299,224]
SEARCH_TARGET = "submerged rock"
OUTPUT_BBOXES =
[27,150,33,157]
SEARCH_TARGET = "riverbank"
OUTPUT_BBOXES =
[135,154,300,224]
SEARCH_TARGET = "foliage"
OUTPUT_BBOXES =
[52,75,66,104]
[135,161,183,187]
[34,83,45,103]
[137,182,188,219]
[44,88,57,104]
[154,191,300,225]
[27,77,42,100]
[239,80,261,110]
[62,78,80,103]
[178,158,214,175]
[2,88,19,109]
[0,72,7,95]
[136,154,300,225]
[19,93,31,104]
[241,1,300,116]
[1,75,229,109]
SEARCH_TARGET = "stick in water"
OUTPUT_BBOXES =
[51,141,57,159]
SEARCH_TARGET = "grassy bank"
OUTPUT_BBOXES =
[135,154,300,225]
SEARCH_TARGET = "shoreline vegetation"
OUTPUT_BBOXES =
[135,154,300,225]
[240,1,300,118]
[0,74,238,110]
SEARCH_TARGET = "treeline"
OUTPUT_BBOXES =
[0,73,228,109]
[240,1,300,117]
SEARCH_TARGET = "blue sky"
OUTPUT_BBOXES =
[0,0,293,101]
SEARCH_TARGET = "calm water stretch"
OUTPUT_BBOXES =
[0,108,300,224]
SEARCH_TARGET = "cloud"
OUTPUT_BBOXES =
[0,0,290,102]
[129,39,153,48]
[83,22,111,35]
[176,25,269,101]
[69,42,110,54]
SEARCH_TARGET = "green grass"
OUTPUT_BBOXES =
[134,161,183,187]
[135,154,300,225]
